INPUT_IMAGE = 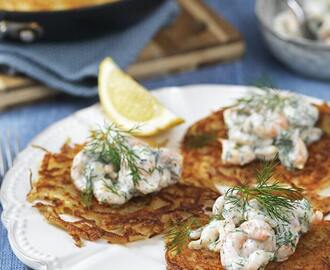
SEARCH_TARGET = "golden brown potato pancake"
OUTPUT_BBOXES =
[27,144,218,247]
[0,0,119,12]
[181,104,330,215]
[165,221,330,270]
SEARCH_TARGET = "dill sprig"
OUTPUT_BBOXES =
[80,167,94,208]
[165,219,199,255]
[164,160,305,256]
[209,213,224,222]
[237,89,289,112]
[103,178,120,196]
[84,124,144,186]
[226,159,304,222]
[249,74,276,89]
[184,132,217,149]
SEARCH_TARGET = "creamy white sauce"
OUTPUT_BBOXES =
[274,0,330,44]
[188,193,323,270]
[70,135,182,205]
[221,90,322,169]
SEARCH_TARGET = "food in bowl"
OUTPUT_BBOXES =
[274,0,330,44]
[0,0,120,12]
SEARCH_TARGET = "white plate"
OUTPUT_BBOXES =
[0,85,328,270]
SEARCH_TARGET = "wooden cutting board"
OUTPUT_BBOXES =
[0,0,245,110]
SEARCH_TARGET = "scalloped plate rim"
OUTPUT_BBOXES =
[0,84,327,270]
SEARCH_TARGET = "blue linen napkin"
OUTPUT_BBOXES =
[0,0,179,97]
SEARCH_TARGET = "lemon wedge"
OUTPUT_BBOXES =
[98,58,184,136]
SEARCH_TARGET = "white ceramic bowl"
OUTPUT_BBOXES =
[255,0,330,80]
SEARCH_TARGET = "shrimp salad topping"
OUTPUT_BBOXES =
[221,90,322,169]
[70,125,182,206]
[188,191,323,270]
[273,0,330,44]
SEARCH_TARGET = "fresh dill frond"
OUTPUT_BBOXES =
[102,178,120,196]
[249,74,276,89]
[209,213,224,222]
[184,132,217,149]
[165,218,199,255]
[254,157,279,184]
[81,189,93,208]
[84,124,144,186]
[80,168,94,209]
[237,89,288,112]
[226,159,304,222]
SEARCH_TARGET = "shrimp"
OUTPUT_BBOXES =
[301,127,323,145]
[221,140,255,166]
[289,136,308,170]
[255,145,278,161]
[221,221,276,270]
[189,227,204,240]
[70,151,91,191]
[188,220,222,251]
[188,220,235,252]
[212,195,225,215]
[92,175,133,205]
[244,250,274,270]
[223,108,247,128]
[220,231,248,269]
[276,244,297,262]
[218,220,236,244]
[222,197,244,225]
[221,91,322,170]
[252,112,288,139]
[240,220,275,242]
[157,148,182,186]
[188,189,319,270]
[240,220,276,259]
[277,130,309,170]
[228,128,257,145]
[319,14,330,44]
[71,137,182,205]
[71,150,128,205]
[134,146,182,194]
[273,10,302,38]
[243,199,278,228]
[311,210,324,223]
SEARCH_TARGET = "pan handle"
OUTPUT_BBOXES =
[0,21,43,42]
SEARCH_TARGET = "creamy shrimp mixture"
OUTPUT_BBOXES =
[221,90,322,169]
[71,130,182,205]
[188,192,323,270]
[274,0,330,44]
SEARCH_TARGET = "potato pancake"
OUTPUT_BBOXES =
[165,221,330,270]
[182,104,330,215]
[27,144,218,247]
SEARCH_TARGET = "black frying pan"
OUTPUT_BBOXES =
[0,0,165,42]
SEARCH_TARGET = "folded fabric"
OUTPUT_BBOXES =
[0,0,179,97]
